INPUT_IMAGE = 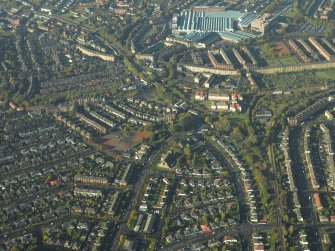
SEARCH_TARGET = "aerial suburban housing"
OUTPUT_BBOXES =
[1,0,335,250]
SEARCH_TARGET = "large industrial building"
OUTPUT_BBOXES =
[172,9,260,33]
[168,7,260,46]
[173,10,235,33]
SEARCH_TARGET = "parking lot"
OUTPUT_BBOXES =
[294,23,326,34]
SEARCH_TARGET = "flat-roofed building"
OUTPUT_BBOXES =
[174,10,237,34]
[208,93,230,102]
[74,175,108,185]
[143,214,156,234]
[169,8,260,46]
[74,188,102,197]
[251,13,274,35]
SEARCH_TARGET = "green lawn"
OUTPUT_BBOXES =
[278,56,298,65]
[226,112,248,124]
[62,12,88,23]
[265,58,281,67]
[203,100,213,108]
[152,166,174,175]
[258,45,281,67]
[315,69,335,80]
[283,8,295,19]
[258,43,300,66]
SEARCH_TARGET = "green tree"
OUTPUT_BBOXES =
[184,145,191,156]
[127,209,136,229]
[231,127,243,141]
[119,234,125,247]
[288,225,294,235]
[177,113,199,131]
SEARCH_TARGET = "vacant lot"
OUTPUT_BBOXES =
[99,132,132,152]
[133,131,150,142]
[275,42,290,55]
[92,130,151,154]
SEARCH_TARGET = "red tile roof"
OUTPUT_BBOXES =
[314,193,323,209]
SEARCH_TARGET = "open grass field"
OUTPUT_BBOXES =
[283,8,295,19]
[62,12,88,23]
[226,112,249,124]
[278,56,299,65]
[259,42,299,66]
[152,165,174,175]
[265,57,281,66]
[258,44,281,67]
[315,69,335,80]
